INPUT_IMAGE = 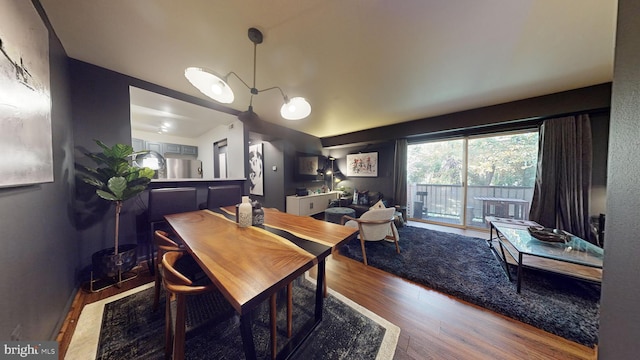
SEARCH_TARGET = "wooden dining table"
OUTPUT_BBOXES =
[164,207,358,360]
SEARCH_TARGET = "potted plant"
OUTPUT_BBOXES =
[80,140,155,288]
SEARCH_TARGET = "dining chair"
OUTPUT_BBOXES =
[342,207,400,265]
[162,251,292,360]
[162,251,216,360]
[205,184,242,209]
[147,187,198,274]
[153,230,187,311]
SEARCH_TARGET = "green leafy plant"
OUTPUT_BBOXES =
[81,140,155,255]
[337,186,352,197]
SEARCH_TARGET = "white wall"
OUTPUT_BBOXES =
[131,130,199,147]
[196,119,245,179]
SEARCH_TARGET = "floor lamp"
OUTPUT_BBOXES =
[326,157,335,191]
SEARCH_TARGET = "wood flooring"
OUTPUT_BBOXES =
[57,221,598,359]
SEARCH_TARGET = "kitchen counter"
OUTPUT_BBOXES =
[151,177,246,183]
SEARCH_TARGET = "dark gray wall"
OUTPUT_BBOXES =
[68,59,248,268]
[0,1,78,341]
[16,1,620,345]
[70,60,136,268]
[69,60,324,265]
[260,140,286,210]
[325,142,396,203]
[321,83,611,147]
[598,0,640,358]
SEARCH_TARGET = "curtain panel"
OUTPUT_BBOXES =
[529,115,593,241]
[393,139,408,207]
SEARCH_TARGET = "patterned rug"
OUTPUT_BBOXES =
[339,226,600,347]
[66,275,399,359]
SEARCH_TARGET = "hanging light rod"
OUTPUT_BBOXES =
[185,27,311,120]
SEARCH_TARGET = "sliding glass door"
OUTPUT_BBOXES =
[407,138,465,225]
[465,132,538,227]
[407,130,538,229]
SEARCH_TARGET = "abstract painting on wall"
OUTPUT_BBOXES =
[0,0,53,188]
[347,152,378,177]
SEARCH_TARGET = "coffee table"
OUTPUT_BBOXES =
[488,217,604,293]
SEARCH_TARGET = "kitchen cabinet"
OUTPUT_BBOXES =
[286,192,340,216]
[181,145,198,156]
[132,138,145,152]
[131,139,197,157]
[163,143,181,154]
[147,142,162,154]
[163,143,198,156]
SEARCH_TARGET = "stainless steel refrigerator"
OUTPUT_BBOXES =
[163,158,202,179]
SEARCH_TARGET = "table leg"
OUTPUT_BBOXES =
[517,253,523,293]
[488,222,495,248]
[270,294,277,360]
[315,260,325,321]
[496,241,512,281]
[240,312,257,360]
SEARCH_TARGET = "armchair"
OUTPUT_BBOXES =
[341,207,400,265]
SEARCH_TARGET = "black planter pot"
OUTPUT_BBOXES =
[91,244,138,279]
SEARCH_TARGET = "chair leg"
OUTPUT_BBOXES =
[360,237,368,265]
[153,250,163,311]
[270,293,277,360]
[154,272,161,311]
[390,223,401,254]
[173,294,187,360]
[149,224,156,275]
[164,290,173,360]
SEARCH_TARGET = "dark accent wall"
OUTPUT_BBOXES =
[324,142,396,203]
[598,0,640,357]
[68,59,249,268]
[0,1,78,341]
[68,59,323,262]
[260,140,286,210]
[321,83,611,147]
[15,1,622,347]
[69,60,136,268]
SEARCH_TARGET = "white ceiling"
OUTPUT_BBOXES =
[40,0,618,139]
[129,86,237,138]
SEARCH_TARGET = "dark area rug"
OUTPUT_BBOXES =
[93,277,396,359]
[339,225,600,347]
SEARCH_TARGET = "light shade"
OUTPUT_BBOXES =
[280,97,311,120]
[184,67,234,104]
[133,151,165,171]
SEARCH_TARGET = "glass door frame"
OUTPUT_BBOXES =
[407,129,538,231]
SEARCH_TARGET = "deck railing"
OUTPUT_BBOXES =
[408,184,534,226]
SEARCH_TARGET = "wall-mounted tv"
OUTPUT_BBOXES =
[295,153,326,182]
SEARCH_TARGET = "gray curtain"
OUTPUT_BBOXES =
[529,115,592,240]
[393,139,408,207]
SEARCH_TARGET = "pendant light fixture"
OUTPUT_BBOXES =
[185,27,311,120]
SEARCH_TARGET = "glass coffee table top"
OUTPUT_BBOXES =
[493,222,603,268]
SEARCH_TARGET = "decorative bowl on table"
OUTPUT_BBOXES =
[527,226,569,243]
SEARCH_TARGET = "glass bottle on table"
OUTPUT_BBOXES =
[238,196,252,228]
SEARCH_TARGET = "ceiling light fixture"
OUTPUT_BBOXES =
[185,27,311,121]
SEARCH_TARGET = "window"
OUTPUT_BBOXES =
[407,130,538,228]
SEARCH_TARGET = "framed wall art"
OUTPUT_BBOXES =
[346,152,378,177]
[248,143,263,195]
[0,0,53,188]
[294,153,326,182]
